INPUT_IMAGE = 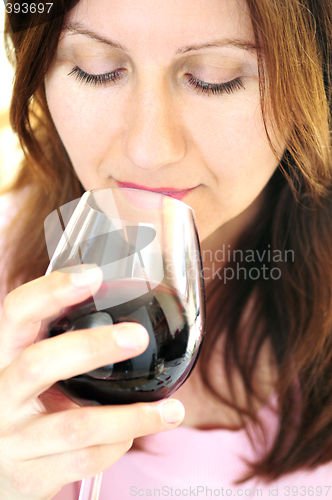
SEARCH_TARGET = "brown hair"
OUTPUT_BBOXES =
[2,0,332,484]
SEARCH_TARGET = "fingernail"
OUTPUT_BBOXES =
[114,324,149,350]
[160,400,185,424]
[70,266,103,288]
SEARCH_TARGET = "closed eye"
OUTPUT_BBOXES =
[68,66,125,85]
[186,75,245,95]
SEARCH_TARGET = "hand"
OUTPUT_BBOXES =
[0,269,185,500]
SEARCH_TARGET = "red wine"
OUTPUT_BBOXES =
[47,279,203,405]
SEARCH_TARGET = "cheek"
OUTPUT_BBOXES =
[45,75,122,176]
[187,95,281,205]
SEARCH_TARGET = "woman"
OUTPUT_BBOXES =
[0,0,332,498]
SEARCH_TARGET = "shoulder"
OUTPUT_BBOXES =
[0,191,19,254]
[0,193,14,307]
[0,189,29,307]
[0,191,15,224]
[0,189,26,228]
[0,188,30,232]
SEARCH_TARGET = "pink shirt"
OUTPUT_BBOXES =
[1,195,331,499]
[52,391,332,499]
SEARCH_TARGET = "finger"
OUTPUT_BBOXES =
[52,440,134,490]
[8,399,185,460]
[0,266,103,367]
[5,441,133,499]
[38,385,80,414]
[1,322,149,411]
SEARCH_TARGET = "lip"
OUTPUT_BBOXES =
[116,181,198,200]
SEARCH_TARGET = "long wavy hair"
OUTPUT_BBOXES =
[2,0,332,484]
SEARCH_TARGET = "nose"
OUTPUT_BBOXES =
[122,78,186,172]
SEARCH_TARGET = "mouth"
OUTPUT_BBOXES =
[116,181,198,201]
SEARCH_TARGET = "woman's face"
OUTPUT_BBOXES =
[45,0,283,242]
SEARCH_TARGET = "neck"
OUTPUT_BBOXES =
[200,189,266,284]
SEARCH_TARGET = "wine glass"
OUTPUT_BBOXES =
[42,187,206,500]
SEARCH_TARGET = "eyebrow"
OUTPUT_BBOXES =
[62,22,257,54]
[176,40,257,54]
[62,22,126,51]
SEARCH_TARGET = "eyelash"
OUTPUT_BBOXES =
[186,75,245,95]
[68,66,123,85]
[68,66,245,96]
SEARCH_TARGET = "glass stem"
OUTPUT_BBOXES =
[78,473,103,500]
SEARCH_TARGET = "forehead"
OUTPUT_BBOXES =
[64,0,254,56]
